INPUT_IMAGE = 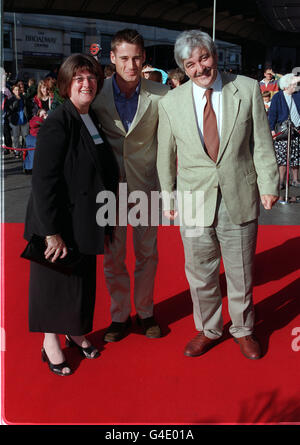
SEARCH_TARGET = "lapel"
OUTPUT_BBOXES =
[126,77,151,136]
[181,80,205,146]
[217,72,240,162]
[181,75,240,164]
[101,77,126,135]
[182,80,214,162]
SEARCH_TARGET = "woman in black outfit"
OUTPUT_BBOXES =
[24,54,119,376]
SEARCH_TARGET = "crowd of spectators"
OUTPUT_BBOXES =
[257,66,300,191]
[1,60,300,186]
[1,70,58,172]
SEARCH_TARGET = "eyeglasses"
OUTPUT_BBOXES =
[72,76,97,84]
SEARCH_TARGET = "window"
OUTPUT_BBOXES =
[217,51,224,63]
[71,37,83,53]
[101,34,112,59]
[4,25,12,49]
[70,32,84,53]
[229,53,240,64]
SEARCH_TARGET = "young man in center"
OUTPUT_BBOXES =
[92,29,169,342]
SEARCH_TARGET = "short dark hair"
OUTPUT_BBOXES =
[149,71,162,83]
[262,91,271,98]
[104,63,116,77]
[57,53,104,99]
[111,29,145,52]
[168,68,186,83]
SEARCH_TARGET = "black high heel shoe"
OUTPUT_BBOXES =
[65,335,100,359]
[41,348,72,376]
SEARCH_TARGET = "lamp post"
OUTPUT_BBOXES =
[213,0,216,41]
[13,12,18,79]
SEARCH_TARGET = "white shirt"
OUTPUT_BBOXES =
[80,114,104,145]
[192,71,223,146]
[283,92,300,127]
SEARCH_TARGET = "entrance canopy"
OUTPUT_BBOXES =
[3,0,300,48]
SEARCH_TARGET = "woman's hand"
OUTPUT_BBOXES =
[163,210,178,220]
[44,234,68,262]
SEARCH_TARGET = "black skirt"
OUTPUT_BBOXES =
[28,255,97,335]
[274,135,300,166]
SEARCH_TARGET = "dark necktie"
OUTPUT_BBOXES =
[203,88,219,162]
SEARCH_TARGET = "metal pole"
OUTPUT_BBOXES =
[0,0,5,371]
[13,12,18,79]
[0,0,4,155]
[213,0,216,41]
[284,119,292,204]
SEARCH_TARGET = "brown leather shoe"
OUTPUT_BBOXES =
[184,331,219,357]
[136,315,161,338]
[103,317,132,343]
[234,335,261,360]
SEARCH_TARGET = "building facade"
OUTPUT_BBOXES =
[3,12,242,82]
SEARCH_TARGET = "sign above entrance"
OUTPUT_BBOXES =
[23,27,63,56]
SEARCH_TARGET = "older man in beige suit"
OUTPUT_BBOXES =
[157,30,279,360]
[92,29,169,342]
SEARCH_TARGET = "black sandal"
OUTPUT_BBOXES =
[41,348,72,376]
[65,335,100,359]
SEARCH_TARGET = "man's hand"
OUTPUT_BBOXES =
[163,210,178,220]
[261,194,278,210]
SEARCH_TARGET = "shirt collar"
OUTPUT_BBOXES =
[192,71,222,97]
[112,73,141,98]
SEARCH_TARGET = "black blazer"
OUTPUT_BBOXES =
[24,98,119,255]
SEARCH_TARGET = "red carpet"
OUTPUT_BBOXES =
[2,223,300,425]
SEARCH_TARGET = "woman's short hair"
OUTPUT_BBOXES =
[174,30,217,71]
[57,53,104,99]
[111,28,145,52]
[44,76,56,92]
[104,63,115,78]
[278,73,297,90]
[168,68,186,83]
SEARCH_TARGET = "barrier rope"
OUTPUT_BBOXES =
[2,146,35,161]
[2,146,35,151]
[272,127,300,139]
[272,132,282,139]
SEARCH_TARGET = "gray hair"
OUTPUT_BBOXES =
[174,30,217,71]
[279,73,296,90]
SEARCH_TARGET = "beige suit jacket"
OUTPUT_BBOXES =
[157,73,279,226]
[92,77,169,194]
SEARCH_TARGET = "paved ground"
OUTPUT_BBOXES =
[2,150,300,225]
[2,152,33,223]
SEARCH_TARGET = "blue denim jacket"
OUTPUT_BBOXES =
[268,90,300,130]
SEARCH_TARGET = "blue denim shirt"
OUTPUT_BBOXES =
[112,74,140,132]
[18,97,26,125]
